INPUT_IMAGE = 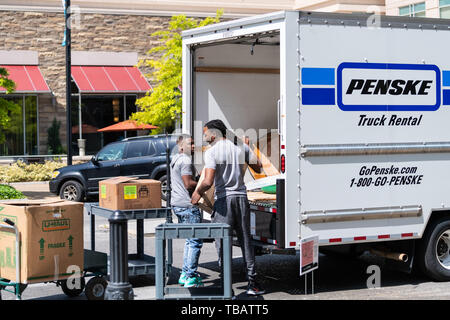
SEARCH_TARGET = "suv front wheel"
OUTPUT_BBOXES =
[59,180,85,202]
[158,175,168,202]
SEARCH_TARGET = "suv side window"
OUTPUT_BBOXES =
[155,138,178,155]
[97,142,126,161]
[147,141,158,156]
[125,140,149,159]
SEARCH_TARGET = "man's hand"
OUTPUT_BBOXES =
[191,190,202,205]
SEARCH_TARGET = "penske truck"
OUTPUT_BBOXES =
[181,10,450,281]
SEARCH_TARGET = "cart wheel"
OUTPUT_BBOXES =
[165,264,172,285]
[85,276,107,300]
[59,277,85,297]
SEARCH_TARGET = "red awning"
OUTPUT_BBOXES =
[71,66,152,93]
[0,65,51,93]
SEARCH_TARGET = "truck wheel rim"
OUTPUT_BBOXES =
[436,229,450,270]
[161,180,167,196]
[63,185,77,201]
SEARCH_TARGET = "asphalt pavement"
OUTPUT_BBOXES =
[2,181,450,301]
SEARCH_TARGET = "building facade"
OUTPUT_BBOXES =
[0,0,298,157]
[385,0,450,18]
[0,0,447,157]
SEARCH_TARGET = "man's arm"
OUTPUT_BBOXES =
[191,168,215,205]
[181,175,197,192]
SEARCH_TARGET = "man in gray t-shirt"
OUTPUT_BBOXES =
[203,138,255,199]
[191,119,265,296]
[170,135,203,288]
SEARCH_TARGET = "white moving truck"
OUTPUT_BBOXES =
[181,11,450,281]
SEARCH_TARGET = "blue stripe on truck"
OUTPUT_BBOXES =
[302,88,335,105]
[444,71,450,87]
[444,90,450,105]
[301,68,335,85]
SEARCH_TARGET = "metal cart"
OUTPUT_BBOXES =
[0,204,174,301]
[0,218,23,300]
[0,217,96,300]
[83,203,174,300]
[0,216,113,300]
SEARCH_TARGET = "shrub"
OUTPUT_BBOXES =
[0,184,25,200]
[0,160,66,183]
[47,118,65,154]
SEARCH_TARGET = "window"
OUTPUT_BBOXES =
[148,141,158,156]
[440,0,450,18]
[155,138,178,155]
[125,140,149,159]
[97,142,126,161]
[0,95,38,156]
[71,95,138,155]
[399,2,426,17]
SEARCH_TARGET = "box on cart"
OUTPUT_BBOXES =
[0,199,84,284]
[99,176,161,210]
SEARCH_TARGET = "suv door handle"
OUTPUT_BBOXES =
[114,164,121,168]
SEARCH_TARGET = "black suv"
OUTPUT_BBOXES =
[49,134,178,202]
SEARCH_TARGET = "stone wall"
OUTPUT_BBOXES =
[0,11,171,154]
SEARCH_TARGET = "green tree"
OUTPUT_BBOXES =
[131,10,223,133]
[0,67,19,144]
[47,117,65,154]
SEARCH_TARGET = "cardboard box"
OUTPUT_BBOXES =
[195,169,215,214]
[0,199,84,284]
[99,177,161,210]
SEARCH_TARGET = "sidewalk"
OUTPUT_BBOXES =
[9,181,59,201]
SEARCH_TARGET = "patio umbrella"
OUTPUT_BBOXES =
[97,120,158,132]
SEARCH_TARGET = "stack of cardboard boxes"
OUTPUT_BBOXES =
[0,200,84,284]
[0,177,163,285]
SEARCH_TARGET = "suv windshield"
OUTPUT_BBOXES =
[97,142,126,161]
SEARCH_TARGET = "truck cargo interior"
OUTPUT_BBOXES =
[190,31,286,249]
[192,31,281,183]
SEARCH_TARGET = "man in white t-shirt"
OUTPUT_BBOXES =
[171,134,203,288]
[191,119,265,296]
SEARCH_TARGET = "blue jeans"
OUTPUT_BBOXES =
[173,206,203,278]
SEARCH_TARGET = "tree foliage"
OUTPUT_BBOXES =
[0,67,19,144]
[47,117,65,154]
[132,10,223,133]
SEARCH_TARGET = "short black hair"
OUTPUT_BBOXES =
[204,119,227,138]
[176,134,191,145]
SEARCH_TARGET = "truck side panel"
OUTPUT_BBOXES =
[298,16,450,245]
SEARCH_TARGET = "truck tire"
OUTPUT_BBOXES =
[416,216,450,281]
[59,180,85,202]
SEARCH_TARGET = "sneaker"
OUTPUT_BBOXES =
[178,272,187,286]
[184,276,204,288]
[246,282,266,296]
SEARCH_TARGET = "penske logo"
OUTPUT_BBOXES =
[337,62,441,111]
[346,79,433,96]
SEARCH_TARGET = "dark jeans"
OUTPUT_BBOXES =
[212,195,256,283]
